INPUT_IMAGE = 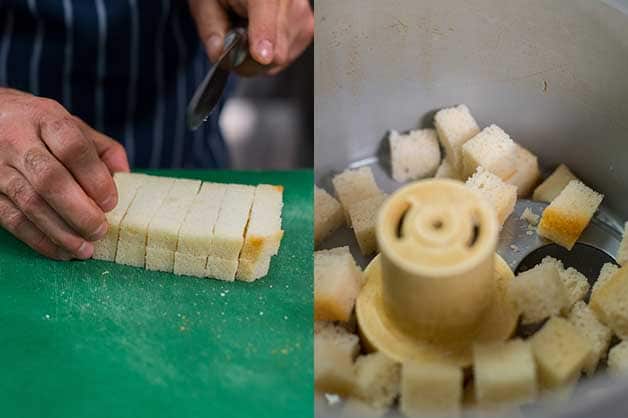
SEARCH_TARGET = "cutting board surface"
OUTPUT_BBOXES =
[0,170,313,418]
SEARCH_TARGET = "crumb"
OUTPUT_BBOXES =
[510,244,519,252]
[520,207,540,225]
[179,326,186,332]
[325,394,341,405]
[526,230,534,236]
[220,292,225,297]
[101,271,110,276]
[259,311,264,316]
[284,315,288,320]
[44,314,50,320]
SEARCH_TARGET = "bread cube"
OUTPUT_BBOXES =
[146,248,175,272]
[315,247,362,322]
[531,316,592,388]
[617,222,628,266]
[173,252,207,278]
[592,262,619,299]
[461,125,517,180]
[315,186,345,245]
[353,353,401,409]
[239,184,283,263]
[473,339,537,404]
[532,164,578,203]
[567,301,612,376]
[206,256,239,282]
[540,256,590,309]
[537,180,604,250]
[339,399,386,418]
[466,167,517,225]
[434,104,480,172]
[332,167,382,225]
[388,129,441,182]
[520,207,540,226]
[315,321,360,396]
[400,361,462,417]
[434,159,459,179]
[236,256,272,282]
[210,184,255,259]
[177,182,226,256]
[509,262,569,325]
[608,341,628,375]
[506,145,541,198]
[348,194,387,256]
[589,266,628,339]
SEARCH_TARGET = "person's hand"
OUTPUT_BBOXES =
[188,0,314,76]
[0,88,129,260]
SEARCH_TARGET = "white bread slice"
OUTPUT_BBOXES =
[509,262,569,325]
[347,193,387,256]
[520,207,540,226]
[314,247,362,322]
[236,255,272,282]
[506,145,541,198]
[461,125,517,180]
[115,175,175,267]
[352,352,401,409]
[209,184,255,260]
[434,104,480,173]
[531,316,592,388]
[592,263,619,299]
[589,266,628,339]
[239,185,283,264]
[388,129,440,182]
[567,301,612,376]
[315,186,345,245]
[537,180,604,250]
[608,341,628,375]
[532,164,578,203]
[465,167,517,225]
[434,159,459,179]
[206,256,239,282]
[173,252,207,278]
[473,339,537,405]
[332,167,382,225]
[315,321,360,396]
[617,222,628,266]
[400,361,462,417]
[93,172,147,261]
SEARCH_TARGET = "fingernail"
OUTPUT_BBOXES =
[77,241,94,259]
[207,34,223,60]
[255,39,274,64]
[101,195,116,212]
[91,222,108,241]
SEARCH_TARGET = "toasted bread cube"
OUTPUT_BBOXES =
[353,353,401,409]
[473,339,537,405]
[210,184,255,259]
[510,262,569,325]
[617,222,628,266]
[314,247,362,322]
[567,301,612,376]
[461,125,517,180]
[537,180,604,250]
[315,321,360,396]
[93,173,147,261]
[434,105,480,172]
[332,167,382,225]
[608,341,628,375]
[400,361,462,417]
[206,256,239,282]
[592,262,619,299]
[434,159,459,179]
[348,194,387,256]
[236,255,272,282]
[590,266,628,339]
[520,207,540,226]
[466,167,517,225]
[315,186,345,245]
[389,129,441,182]
[506,145,541,198]
[532,164,578,203]
[173,252,207,278]
[239,184,283,263]
[531,316,592,388]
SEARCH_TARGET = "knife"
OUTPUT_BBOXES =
[186,27,249,131]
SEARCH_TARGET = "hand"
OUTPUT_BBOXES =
[0,88,129,260]
[188,0,314,76]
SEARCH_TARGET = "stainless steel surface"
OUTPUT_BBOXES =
[187,28,248,130]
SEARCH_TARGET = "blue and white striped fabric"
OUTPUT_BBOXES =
[0,0,230,169]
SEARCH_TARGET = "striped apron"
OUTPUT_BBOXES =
[0,0,230,169]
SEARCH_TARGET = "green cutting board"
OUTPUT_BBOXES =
[0,170,313,418]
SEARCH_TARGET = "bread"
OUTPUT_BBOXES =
[532,164,578,203]
[400,361,462,417]
[236,255,272,282]
[388,129,441,182]
[466,167,517,225]
[461,125,517,180]
[352,352,401,409]
[206,256,239,282]
[567,301,612,376]
[617,222,628,266]
[174,182,227,277]
[589,266,628,339]
[314,247,362,322]
[210,184,256,260]
[434,159,459,180]
[434,104,480,173]
[520,207,540,226]
[315,321,360,396]
[509,262,569,325]
[537,180,604,250]
[592,262,619,299]
[473,339,537,404]
[539,257,590,309]
[608,341,628,375]
[339,399,386,418]
[531,316,592,388]
[93,173,147,261]
[239,185,284,263]
[145,178,201,272]
[347,194,387,256]
[332,167,382,225]
[505,145,541,198]
[315,186,345,245]
[115,176,175,267]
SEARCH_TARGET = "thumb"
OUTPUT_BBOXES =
[247,0,279,65]
[188,0,231,62]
